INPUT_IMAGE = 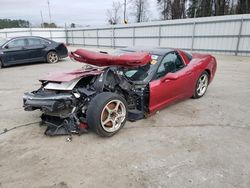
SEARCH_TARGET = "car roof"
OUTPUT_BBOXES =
[119,46,175,56]
[9,36,52,41]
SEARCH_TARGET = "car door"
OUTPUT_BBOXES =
[26,38,47,61]
[149,51,193,113]
[1,38,29,65]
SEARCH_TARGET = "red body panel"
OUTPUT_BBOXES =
[149,51,217,113]
[40,68,103,82]
[70,49,152,67]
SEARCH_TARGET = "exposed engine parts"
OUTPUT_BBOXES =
[23,66,148,136]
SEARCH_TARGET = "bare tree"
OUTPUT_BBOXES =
[157,0,187,20]
[106,1,122,25]
[236,0,250,14]
[186,0,199,17]
[214,0,230,15]
[130,0,150,22]
[187,0,214,17]
[157,0,172,19]
[228,0,238,14]
[171,0,187,19]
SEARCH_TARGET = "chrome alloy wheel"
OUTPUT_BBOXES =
[48,52,59,63]
[197,73,209,96]
[101,100,126,133]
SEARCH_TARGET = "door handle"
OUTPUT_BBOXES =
[162,73,178,82]
[186,71,192,75]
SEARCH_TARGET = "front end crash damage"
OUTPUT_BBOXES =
[23,49,152,136]
[23,78,95,136]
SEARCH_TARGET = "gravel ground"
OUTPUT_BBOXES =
[0,46,250,188]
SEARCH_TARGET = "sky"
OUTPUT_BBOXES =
[0,0,159,27]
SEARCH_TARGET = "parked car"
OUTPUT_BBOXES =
[23,47,217,137]
[0,36,68,68]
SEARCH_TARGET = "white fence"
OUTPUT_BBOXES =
[0,28,66,43]
[1,14,250,56]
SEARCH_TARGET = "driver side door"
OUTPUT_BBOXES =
[1,38,29,65]
[149,51,192,113]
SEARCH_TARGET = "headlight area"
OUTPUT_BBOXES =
[22,89,89,136]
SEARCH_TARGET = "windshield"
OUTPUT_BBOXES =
[0,38,7,46]
[112,49,160,83]
[123,54,160,82]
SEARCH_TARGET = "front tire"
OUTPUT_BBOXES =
[87,92,128,137]
[46,51,59,64]
[193,71,209,99]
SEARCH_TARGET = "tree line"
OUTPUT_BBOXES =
[106,0,250,24]
[0,19,30,29]
[0,19,60,29]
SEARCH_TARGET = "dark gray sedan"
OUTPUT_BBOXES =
[0,36,68,68]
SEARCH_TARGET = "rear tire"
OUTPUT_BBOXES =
[46,51,59,64]
[193,71,209,99]
[87,92,128,137]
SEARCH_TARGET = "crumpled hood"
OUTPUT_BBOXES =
[69,49,152,67]
[40,68,104,82]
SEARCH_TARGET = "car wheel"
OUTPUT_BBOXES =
[46,51,59,63]
[193,71,209,99]
[87,92,128,137]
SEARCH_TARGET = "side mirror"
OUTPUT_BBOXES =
[4,45,9,49]
[161,72,178,82]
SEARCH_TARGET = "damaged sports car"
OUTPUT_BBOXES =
[23,47,217,137]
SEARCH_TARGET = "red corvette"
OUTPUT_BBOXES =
[23,47,217,137]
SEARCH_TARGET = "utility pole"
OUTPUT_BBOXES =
[47,0,52,24]
[163,0,167,20]
[138,0,142,22]
[40,10,44,28]
[124,0,127,23]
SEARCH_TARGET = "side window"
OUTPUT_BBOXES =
[41,39,50,45]
[175,54,185,70]
[7,39,26,48]
[184,51,192,61]
[156,52,177,78]
[28,38,41,46]
[156,52,185,79]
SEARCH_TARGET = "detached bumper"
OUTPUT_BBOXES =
[23,92,73,113]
